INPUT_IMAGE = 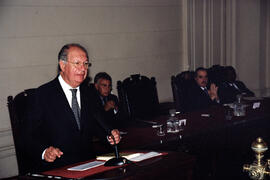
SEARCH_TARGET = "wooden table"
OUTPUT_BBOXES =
[114,97,270,180]
[6,151,195,180]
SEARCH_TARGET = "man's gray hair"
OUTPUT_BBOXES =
[57,43,89,72]
[58,43,89,62]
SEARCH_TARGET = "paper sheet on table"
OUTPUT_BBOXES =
[97,152,162,162]
[129,152,162,162]
[96,153,142,161]
[67,161,105,171]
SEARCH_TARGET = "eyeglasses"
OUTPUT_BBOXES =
[198,75,208,79]
[67,61,91,68]
[99,83,112,89]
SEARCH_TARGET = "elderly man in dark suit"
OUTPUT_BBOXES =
[218,66,255,104]
[25,43,121,172]
[185,67,220,112]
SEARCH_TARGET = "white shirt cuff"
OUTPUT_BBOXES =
[42,148,47,160]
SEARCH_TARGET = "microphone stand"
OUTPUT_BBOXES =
[104,135,130,166]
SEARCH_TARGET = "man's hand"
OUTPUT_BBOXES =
[104,100,116,111]
[44,146,63,162]
[108,129,121,145]
[209,83,219,101]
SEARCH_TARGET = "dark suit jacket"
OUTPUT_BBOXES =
[25,77,110,172]
[89,84,120,129]
[218,80,255,104]
[184,82,218,112]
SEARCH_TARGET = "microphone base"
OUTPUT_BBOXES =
[104,157,130,167]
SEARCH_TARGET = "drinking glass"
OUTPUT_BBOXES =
[153,124,165,136]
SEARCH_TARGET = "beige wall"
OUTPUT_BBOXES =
[235,0,261,95]
[0,0,183,177]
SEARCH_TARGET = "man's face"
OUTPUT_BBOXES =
[95,79,112,97]
[195,70,208,87]
[59,46,88,88]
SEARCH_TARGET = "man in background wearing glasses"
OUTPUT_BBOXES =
[25,43,121,172]
[185,67,219,112]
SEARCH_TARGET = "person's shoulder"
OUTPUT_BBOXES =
[85,83,98,96]
[235,80,244,84]
[88,83,97,93]
[37,77,59,94]
[82,83,100,101]
[235,80,246,87]
[108,93,118,103]
[108,93,118,99]
[39,77,57,88]
[39,78,57,87]
[190,81,200,91]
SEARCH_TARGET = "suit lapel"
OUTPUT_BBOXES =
[79,85,89,131]
[54,78,81,131]
[197,85,212,104]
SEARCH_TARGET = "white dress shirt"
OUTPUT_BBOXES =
[200,87,208,94]
[229,83,240,90]
[200,86,220,103]
[58,75,81,108]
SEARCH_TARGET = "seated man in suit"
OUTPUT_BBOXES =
[185,67,220,112]
[94,72,120,128]
[25,43,121,172]
[218,66,255,103]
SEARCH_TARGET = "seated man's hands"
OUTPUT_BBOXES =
[209,83,219,101]
[108,129,121,145]
[104,100,118,111]
[44,146,63,162]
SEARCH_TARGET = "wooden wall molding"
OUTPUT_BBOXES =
[0,0,181,7]
[0,128,12,137]
[225,0,236,67]
[0,145,15,159]
[186,0,229,69]
[0,128,15,158]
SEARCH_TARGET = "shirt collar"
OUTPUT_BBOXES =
[58,75,80,91]
[200,86,207,90]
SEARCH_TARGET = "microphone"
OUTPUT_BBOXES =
[93,110,129,166]
[104,132,130,167]
[111,135,119,158]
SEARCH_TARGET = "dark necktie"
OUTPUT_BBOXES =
[203,88,209,96]
[101,96,107,106]
[70,89,81,130]
[103,97,107,105]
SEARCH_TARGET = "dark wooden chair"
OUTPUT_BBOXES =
[171,76,183,112]
[171,71,194,113]
[117,74,160,121]
[207,65,226,86]
[7,88,36,175]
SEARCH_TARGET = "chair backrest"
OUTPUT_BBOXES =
[171,76,182,112]
[207,65,226,86]
[117,74,159,120]
[171,71,195,112]
[7,88,36,175]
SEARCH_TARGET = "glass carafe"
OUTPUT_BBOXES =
[233,94,246,116]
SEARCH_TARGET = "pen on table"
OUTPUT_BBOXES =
[28,173,63,179]
[29,173,45,178]
[137,120,157,125]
